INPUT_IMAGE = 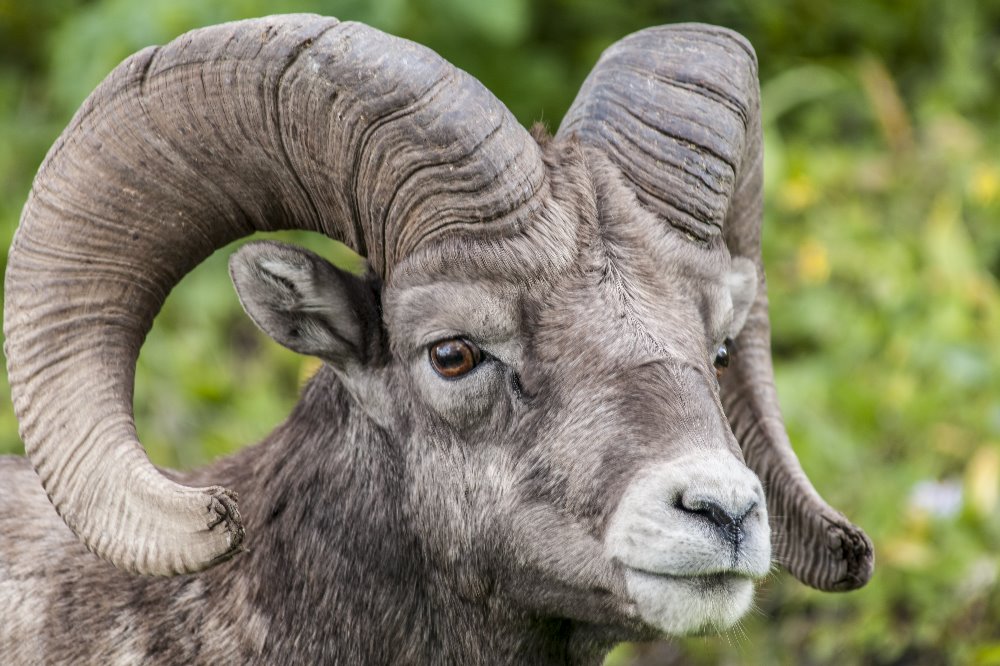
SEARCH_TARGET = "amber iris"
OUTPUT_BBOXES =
[429,338,482,378]
[714,338,732,378]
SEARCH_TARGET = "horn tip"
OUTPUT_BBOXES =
[826,522,875,591]
[117,484,247,576]
[196,487,246,571]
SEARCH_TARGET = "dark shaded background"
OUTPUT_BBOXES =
[1,1,999,663]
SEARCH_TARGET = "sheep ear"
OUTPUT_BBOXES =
[727,257,758,338]
[229,241,383,366]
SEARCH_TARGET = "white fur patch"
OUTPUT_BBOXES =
[624,569,754,634]
[605,454,770,635]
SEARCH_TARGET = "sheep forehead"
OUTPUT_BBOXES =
[524,242,734,361]
[384,171,737,365]
[385,244,733,374]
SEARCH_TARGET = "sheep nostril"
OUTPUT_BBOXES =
[680,499,753,545]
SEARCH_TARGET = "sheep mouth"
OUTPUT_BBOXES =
[624,568,750,592]
[620,568,757,636]
[662,571,735,591]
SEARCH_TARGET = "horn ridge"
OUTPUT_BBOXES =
[4,14,542,575]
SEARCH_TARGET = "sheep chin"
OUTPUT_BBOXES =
[622,569,755,636]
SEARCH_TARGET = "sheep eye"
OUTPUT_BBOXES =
[714,338,732,378]
[429,338,482,379]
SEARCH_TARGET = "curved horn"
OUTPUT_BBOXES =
[3,14,543,575]
[556,25,873,591]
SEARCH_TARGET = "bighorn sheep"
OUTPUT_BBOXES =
[0,14,873,664]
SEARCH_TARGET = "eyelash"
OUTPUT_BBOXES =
[509,370,531,402]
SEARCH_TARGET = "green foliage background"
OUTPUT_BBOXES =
[1,1,999,663]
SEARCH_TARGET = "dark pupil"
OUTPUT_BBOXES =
[715,342,730,368]
[434,341,472,371]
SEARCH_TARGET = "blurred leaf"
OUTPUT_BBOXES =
[973,643,1000,666]
[970,163,1000,206]
[796,237,830,284]
[431,0,529,44]
[761,64,850,126]
[966,445,1000,518]
[858,55,914,152]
